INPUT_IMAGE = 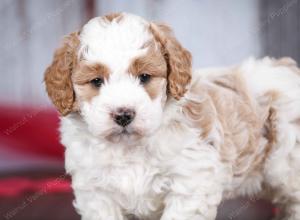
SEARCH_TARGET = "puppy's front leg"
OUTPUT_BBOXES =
[161,194,220,220]
[74,189,126,220]
[160,147,225,220]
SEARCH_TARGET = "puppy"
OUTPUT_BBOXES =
[44,13,300,220]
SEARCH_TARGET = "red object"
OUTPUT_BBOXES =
[0,105,64,159]
[0,177,72,197]
[272,207,280,216]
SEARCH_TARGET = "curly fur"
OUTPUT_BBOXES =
[44,32,80,115]
[44,13,300,220]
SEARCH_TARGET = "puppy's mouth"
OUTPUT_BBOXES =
[104,127,143,143]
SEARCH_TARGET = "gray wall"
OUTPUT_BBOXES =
[0,0,84,106]
[0,0,261,106]
[260,0,300,63]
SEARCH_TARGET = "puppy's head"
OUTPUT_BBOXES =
[45,13,191,143]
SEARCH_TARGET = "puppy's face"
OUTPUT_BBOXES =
[45,13,191,143]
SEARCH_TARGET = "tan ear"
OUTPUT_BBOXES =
[44,32,80,116]
[150,23,192,99]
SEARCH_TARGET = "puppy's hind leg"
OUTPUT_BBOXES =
[265,119,300,220]
[278,142,300,220]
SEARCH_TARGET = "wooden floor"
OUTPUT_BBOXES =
[1,193,80,220]
[0,170,274,220]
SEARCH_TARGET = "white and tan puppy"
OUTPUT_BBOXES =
[44,13,300,220]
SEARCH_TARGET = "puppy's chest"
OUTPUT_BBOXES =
[66,120,198,215]
[99,156,164,194]
[73,146,169,213]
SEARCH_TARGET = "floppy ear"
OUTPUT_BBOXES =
[44,32,80,116]
[150,23,192,100]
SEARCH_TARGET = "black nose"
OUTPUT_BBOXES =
[113,108,136,127]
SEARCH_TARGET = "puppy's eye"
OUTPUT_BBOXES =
[138,73,151,84]
[90,78,103,88]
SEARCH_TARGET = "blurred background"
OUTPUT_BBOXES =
[0,0,299,219]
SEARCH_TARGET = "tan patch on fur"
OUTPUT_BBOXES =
[129,41,167,99]
[143,78,167,100]
[183,70,278,178]
[73,61,110,85]
[273,57,297,67]
[292,118,300,126]
[255,107,277,166]
[212,74,262,176]
[104,13,123,22]
[213,77,279,173]
[72,61,110,102]
[149,23,192,100]
[129,42,167,78]
[183,79,218,139]
[271,57,300,75]
[243,90,280,175]
[212,70,240,93]
[44,32,80,116]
